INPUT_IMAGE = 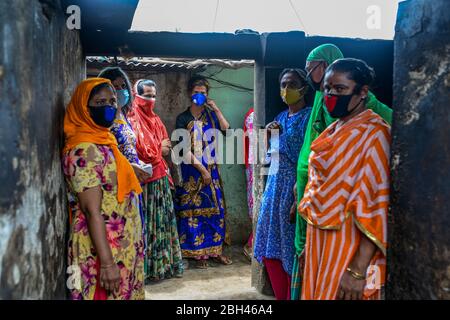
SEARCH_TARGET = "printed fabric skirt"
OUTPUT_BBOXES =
[144,175,184,281]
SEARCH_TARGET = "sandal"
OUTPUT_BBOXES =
[212,255,233,265]
[243,245,252,262]
[195,260,209,269]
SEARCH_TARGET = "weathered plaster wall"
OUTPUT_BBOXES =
[199,66,254,245]
[388,0,450,299]
[122,70,194,135]
[0,0,85,299]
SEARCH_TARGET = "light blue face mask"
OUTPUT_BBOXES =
[117,89,130,107]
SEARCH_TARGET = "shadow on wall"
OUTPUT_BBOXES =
[0,0,85,299]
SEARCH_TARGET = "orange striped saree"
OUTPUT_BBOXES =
[298,109,390,300]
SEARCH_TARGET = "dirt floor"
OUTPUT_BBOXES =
[145,246,275,300]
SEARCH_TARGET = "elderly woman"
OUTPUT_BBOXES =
[253,69,312,300]
[62,78,144,300]
[128,79,184,282]
[299,58,390,300]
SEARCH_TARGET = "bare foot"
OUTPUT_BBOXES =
[195,260,209,269]
[212,255,233,265]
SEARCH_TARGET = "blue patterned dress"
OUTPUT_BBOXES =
[254,106,312,274]
[110,114,145,232]
[174,108,228,259]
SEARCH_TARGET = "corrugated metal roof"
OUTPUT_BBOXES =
[86,56,254,72]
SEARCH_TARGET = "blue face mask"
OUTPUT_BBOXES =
[88,105,117,128]
[117,89,130,108]
[191,93,207,106]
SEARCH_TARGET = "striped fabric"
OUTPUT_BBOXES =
[298,109,390,300]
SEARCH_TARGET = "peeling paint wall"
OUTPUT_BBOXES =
[0,0,85,299]
[388,0,450,299]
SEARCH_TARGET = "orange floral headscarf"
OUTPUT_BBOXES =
[63,78,142,204]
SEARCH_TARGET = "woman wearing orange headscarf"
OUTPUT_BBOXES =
[62,78,144,300]
[128,79,183,282]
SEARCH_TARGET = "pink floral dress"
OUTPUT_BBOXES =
[62,142,144,300]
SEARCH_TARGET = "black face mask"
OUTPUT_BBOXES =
[307,74,324,92]
[306,63,324,91]
[324,92,364,118]
[88,105,117,128]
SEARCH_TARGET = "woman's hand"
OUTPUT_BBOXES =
[162,139,172,157]
[207,99,230,131]
[264,121,281,151]
[100,263,121,293]
[298,249,306,276]
[265,121,281,133]
[337,234,377,300]
[201,169,212,185]
[337,270,366,300]
[78,186,120,295]
[289,202,297,224]
[131,163,151,183]
[206,99,220,113]
[161,138,172,150]
[293,182,298,202]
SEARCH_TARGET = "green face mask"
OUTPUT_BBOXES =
[280,86,306,105]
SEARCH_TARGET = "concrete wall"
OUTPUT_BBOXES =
[0,0,85,299]
[388,0,450,299]
[250,62,275,295]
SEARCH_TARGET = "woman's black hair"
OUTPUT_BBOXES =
[88,82,115,102]
[187,75,210,94]
[136,79,157,95]
[278,68,315,106]
[97,67,134,114]
[325,58,376,93]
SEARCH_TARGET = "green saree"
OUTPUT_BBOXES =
[291,44,393,300]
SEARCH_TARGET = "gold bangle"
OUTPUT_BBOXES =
[346,267,366,280]
[101,263,115,269]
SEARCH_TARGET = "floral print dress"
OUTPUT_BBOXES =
[63,142,145,300]
[110,114,145,231]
